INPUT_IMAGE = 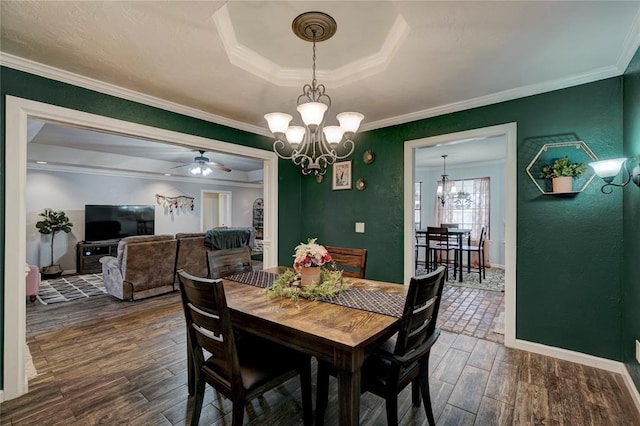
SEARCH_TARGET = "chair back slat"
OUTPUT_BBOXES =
[325,246,367,278]
[178,270,240,390]
[395,266,446,356]
[427,226,449,246]
[207,246,253,279]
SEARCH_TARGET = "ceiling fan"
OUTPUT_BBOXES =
[171,150,231,175]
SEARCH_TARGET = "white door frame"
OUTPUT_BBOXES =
[3,95,279,401]
[200,190,232,230]
[403,122,517,348]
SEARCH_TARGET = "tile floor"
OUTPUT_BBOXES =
[437,284,505,344]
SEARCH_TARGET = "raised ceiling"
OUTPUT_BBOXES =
[2,1,639,132]
[2,1,640,176]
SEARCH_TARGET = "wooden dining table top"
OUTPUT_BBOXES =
[221,266,405,356]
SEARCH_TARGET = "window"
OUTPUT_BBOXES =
[414,181,422,230]
[435,177,490,242]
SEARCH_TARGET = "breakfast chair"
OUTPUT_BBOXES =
[177,270,313,426]
[324,246,367,278]
[315,266,447,425]
[460,226,487,282]
[427,226,457,280]
[206,246,253,279]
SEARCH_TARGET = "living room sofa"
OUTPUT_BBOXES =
[100,234,178,300]
[175,228,256,284]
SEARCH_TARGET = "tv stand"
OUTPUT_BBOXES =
[76,240,120,274]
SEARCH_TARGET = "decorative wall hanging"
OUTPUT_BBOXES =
[332,160,352,190]
[155,194,195,212]
[525,141,598,196]
[363,150,375,164]
[356,178,366,191]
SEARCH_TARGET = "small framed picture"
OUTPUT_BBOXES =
[332,161,352,190]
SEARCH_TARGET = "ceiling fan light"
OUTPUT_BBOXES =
[336,112,364,134]
[190,165,202,175]
[297,102,327,127]
[264,112,292,135]
[202,167,213,176]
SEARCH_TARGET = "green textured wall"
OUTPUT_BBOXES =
[623,47,640,392]
[301,78,625,360]
[0,66,303,388]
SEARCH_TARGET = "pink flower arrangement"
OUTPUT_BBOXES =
[293,238,332,271]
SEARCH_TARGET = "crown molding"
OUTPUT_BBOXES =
[27,163,263,189]
[213,5,409,88]
[361,65,623,132]
[618,6,640,72]
[0,52,270,137]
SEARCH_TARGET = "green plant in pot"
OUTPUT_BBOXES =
[36,208,73,278]
[539,156,586,193]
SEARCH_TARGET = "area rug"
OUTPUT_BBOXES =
[415,267,504,292]
[37,273,107,305]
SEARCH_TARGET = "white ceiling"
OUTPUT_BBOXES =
[3,1,640,176]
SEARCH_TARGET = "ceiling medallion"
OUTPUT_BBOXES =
[264,11,364,176]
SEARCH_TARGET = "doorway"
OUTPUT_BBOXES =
[201,190,231,230]
[403,123,517,348]
[3,96,279,400]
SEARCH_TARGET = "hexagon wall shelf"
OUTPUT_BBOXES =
[526,141,599,195]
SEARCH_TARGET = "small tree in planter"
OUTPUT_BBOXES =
[35,208,73,277]
[539,156,586,193]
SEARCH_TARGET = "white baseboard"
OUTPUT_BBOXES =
[515,339,640,414]
[622,367,640,414]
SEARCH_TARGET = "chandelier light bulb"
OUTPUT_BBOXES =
[322,125,344,145]
[297,102,328,127]
[286,126,306,147]
[264,112,292,135]
[190,166,201,175]
[336,112,364,134]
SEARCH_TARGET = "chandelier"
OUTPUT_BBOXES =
[264,12,364,176]
[436,155,472,208]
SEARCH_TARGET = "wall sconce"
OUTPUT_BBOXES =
[588,157,640,193]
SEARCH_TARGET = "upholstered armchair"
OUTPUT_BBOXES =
[100,235,178,300]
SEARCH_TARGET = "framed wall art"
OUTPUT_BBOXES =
[332,160,352,190]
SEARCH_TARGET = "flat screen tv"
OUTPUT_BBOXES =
[84,205,155,242]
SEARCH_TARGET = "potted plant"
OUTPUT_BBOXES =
[35,208,73,278]
[539,156,586,193]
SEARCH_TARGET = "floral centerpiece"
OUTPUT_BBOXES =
[293,238,332,276]
[268,238,347,301]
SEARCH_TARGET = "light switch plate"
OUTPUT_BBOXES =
[636,340,640,364]
[355,222,365,233]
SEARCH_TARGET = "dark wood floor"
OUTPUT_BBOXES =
[3,290,639,425]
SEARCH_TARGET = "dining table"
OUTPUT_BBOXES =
[221,267,407,426]
[416,228,472,282]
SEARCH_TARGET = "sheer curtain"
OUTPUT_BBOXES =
[435,177,490,267]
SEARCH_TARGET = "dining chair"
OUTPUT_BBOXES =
[206,246,253,279]
[414,232,429,271]
[460,226,487,282]
[427,226,457,280]
[439,223,460,247]
[177,270,313,426]
[315,266,447,426]
[325,246,367,278]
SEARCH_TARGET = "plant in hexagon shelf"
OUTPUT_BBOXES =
[35,208,73,278]
[538,156,587,193]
